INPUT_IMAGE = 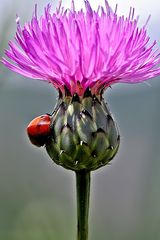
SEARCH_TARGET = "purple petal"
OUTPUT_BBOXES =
[2,0,160,95]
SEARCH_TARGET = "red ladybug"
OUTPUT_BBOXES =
[27,115,51,147]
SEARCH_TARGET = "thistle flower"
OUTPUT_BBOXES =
[2,0,160,170]
[2,1,160,240]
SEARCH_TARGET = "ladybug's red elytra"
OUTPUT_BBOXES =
[27,115,52,147]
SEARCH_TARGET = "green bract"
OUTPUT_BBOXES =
[46,89,120,171]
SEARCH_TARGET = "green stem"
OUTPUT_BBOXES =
[76,170,91,240]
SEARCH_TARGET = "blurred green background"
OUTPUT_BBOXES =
[0,0,160,239]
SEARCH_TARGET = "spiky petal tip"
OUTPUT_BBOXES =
[2,0,160,95]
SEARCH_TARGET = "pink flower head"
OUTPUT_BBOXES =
[2,0,160,95]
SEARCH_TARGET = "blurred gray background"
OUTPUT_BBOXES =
[0,0,160,239]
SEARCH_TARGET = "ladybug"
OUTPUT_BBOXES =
[27,114,52,147]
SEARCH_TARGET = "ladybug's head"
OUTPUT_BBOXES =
[27,115,52,147]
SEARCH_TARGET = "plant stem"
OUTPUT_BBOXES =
[76,170,91,240]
